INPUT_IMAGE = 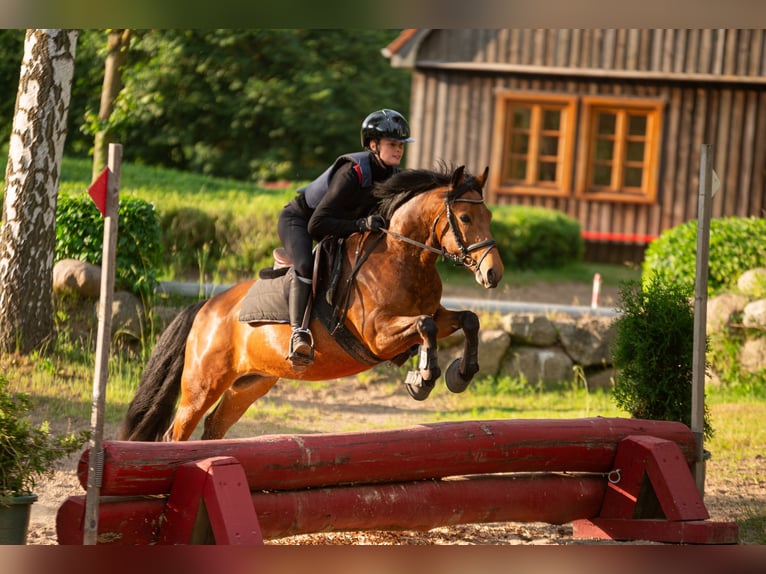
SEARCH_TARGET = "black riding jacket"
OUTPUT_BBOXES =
[303,152,395,241]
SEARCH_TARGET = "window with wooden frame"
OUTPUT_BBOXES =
[576,96,664,203]
[490,92,577,198]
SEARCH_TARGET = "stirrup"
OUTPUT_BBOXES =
[288,328,314,368]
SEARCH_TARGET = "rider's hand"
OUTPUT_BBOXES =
[357,214,387,232]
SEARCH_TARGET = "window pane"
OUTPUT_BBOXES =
[511,107,531,129]
[542,109,561,130]
[538,161,557,182]
[596,113,616,135]
[595,139,614,160]
[624,166,643,187]
[511,133,529,154]
[593,164,612,185]
[509,158,527,180]
[628,114,647,135]
[626,141,645,162]
[540,135,559,156]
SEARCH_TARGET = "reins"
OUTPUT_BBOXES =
[381,192,497,272]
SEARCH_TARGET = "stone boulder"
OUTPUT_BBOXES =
[476,329,512,378]
[737,267,766,298]
[503,313,558,346]
[707,293,749,333]
[739,337,766,372]
[109,291,146,341]
[53,259,101,298]
[742,299,766,330]
[554,315,616,367]
[502,346,574,385]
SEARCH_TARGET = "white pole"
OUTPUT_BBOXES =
[83,143,122,545]
[691,144,713,496]
[591,273,602,309]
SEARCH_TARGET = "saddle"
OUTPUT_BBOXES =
[239,237,410,366]
[239,238,340,325]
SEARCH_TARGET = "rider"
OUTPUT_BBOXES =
[277,108,414,370]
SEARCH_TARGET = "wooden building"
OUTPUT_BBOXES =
[384,29,766,262]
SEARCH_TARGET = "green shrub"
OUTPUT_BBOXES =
[611,278,713,438]
[0,375,89,497]
[490,205,583,270]
[157,202,284,281]
[643,217,766,296]
[160,207,222,276]
[56,194,162,299]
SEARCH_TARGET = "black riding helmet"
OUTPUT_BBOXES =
[361,109,415,148]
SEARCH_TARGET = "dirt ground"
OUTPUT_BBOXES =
[23,280,763,545]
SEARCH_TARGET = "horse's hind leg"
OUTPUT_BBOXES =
[201,375,280,439]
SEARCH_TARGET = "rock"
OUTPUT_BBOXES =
[476,329,512,378]
[501,346,574,386]
[739,337,766,372]
[53,259,101,298]
[583,367,617,391]
[554,315,616,367]
[742,299,766,330]
[503,313,558,346]
[108,291,146,341]
[707,293,749,332]
[737,268,766,298]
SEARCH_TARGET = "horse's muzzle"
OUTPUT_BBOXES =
[475,265,502,289]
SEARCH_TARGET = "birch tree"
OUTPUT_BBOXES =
[92,29,130,181]
[0,29,78,353]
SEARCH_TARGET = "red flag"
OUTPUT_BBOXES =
[88,167,109,216]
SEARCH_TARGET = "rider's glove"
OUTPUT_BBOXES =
[356,214,387,232]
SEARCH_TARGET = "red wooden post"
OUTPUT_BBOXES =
[159,457,262,545]
[572,435,737,544]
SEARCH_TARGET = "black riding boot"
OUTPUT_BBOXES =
[288,275,314,369]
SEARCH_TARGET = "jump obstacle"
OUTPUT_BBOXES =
[55,417,739,545]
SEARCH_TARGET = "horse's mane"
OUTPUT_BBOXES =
[373,162,482,220]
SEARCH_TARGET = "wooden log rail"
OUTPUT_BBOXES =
[55,417,739,545]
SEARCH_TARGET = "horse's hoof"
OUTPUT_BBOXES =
[445,359,473,393]
[404,370,435,401]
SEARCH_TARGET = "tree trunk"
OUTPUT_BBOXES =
[92,29,130,182]
[0,29,78,354]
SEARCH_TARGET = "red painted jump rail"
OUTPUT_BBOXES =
[55,417,739,545]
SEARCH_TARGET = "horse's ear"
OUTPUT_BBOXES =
[451,165,466,188]
[477,166,489,190]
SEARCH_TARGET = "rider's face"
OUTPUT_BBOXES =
[372,139,405,167]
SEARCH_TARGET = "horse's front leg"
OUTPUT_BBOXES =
[434,307,481,394]
[404,315,441,401]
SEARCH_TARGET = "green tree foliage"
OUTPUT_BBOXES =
[0,30,25,146]
[65,29,409,182]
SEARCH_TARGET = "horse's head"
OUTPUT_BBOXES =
[375,164,504,289]
[438,165,504,289]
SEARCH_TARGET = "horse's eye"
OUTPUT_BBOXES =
[459,214,471,224]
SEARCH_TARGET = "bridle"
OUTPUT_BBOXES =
[381,186,497,272]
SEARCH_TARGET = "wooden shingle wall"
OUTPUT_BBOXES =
[392,29,766,262]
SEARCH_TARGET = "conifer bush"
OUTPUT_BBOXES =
[611,277,713,438]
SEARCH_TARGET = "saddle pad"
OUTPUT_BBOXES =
[238,270,291,324]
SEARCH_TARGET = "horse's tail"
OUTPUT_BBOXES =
[119,300,207,441]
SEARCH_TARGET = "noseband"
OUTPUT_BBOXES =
[382,187,497,272]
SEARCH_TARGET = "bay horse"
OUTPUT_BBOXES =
[120,164,504,441]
